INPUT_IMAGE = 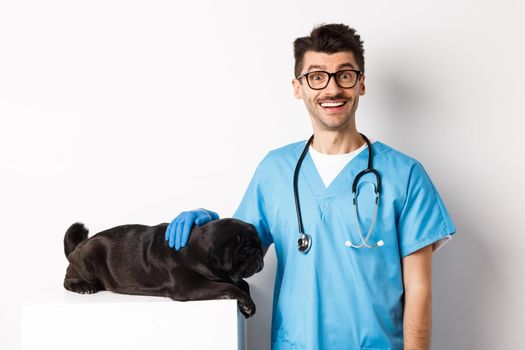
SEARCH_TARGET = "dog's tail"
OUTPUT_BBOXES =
[64,222,89,259]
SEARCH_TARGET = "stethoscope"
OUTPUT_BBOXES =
[293,133,384,254]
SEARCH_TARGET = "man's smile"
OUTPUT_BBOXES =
[318,99,348,112]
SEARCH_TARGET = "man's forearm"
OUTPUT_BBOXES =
[403,286,432,350]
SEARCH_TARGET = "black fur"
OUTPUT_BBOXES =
[63,218,264,318]
[64,222,88,259]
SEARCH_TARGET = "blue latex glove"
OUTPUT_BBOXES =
[165,208,220,250]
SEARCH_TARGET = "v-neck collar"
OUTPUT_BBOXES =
[300,141,375,202]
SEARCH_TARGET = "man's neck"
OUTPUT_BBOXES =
[311,129,366,155]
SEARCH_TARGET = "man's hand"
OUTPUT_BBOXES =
[165,208,219,250]
[402,244,433,350]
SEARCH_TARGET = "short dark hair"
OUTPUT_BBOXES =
[293,23,365,78]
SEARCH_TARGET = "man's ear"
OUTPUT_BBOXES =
[292,79,303,99]
[358,74,366,96]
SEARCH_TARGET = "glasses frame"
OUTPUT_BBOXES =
[296,69,362,90]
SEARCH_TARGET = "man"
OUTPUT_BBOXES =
[165,23,456,350]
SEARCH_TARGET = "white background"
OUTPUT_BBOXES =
[1,0,524,349]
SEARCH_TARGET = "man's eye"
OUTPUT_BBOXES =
[339,73,351,80]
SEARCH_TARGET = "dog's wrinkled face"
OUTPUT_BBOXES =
[202,218,264,282]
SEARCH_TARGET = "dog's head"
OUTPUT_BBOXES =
[194,218,264,283]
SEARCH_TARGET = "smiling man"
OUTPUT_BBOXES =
[292,50,365,151]
[166,23,457,350]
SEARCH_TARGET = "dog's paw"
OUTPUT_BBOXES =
[238,299,256,318]
[64,279,101,294]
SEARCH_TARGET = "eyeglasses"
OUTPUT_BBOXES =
[296,69,362,90]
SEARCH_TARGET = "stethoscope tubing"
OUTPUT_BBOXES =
[293,134,314,239]
[294,133,382,253]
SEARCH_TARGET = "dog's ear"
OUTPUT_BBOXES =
[207,244,233,273]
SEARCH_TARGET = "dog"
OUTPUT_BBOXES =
[63,218,264,318]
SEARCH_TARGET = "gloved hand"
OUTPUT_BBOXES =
[165,208,220,250]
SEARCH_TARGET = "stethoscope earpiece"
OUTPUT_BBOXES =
[345,239,385,248]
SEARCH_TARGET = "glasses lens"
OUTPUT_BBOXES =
[336,70,358,88]
[307,71,329,89]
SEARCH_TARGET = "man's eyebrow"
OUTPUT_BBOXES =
[306,62,356,72]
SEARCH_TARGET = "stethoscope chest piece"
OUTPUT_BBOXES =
[298,233,312,253]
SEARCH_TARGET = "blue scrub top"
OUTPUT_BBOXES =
[233,139,456,350]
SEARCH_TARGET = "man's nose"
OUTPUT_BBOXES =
[324,76,343,94]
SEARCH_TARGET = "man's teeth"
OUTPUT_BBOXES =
[320,101,345,107]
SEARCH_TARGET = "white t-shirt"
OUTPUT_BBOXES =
[308,139,451,253]
[309,141,368,189]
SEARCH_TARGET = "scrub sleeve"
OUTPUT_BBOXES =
[233,159,274,250]
[397,161,456,257]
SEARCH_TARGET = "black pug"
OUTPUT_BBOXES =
[63,218,264,318]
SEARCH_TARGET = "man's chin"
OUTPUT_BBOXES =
[316,115,353,130]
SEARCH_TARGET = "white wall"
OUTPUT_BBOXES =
[1,0,524,349]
